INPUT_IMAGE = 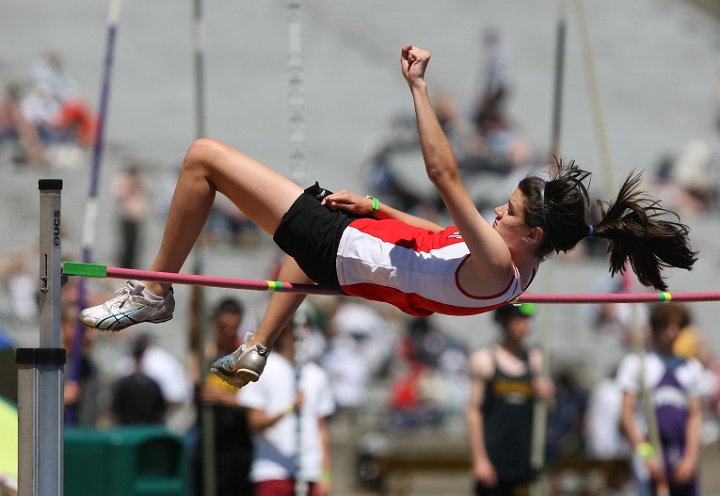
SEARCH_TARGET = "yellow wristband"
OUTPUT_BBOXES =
[636,441,655,460]
[365,196,380,217]
[320,470,332,483]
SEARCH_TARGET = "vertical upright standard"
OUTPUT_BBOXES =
[16,179,65,495]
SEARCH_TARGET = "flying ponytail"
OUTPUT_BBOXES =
[518,160,697,291]
[592,171,697,290]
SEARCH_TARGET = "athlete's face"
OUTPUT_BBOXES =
[504,315,532,344]
[652,314,683,352]
[492,188,530,246]
[214,311,242,354]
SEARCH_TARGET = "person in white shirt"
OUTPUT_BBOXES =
[239,320,335,496]
[586,369,630,460]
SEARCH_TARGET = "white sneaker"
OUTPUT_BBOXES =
[78,280,174,331]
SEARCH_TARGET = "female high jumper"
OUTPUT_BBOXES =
[79,46,697,388]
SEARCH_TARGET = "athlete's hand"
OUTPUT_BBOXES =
[533,377,555,402]
[401,45,431,87]
[292,391,305,411]
[643,456,667,486]
[316,479,332,496]
[673,454,697,485]
[473,457,497,486]
[64,381,81,406]
[200,380,238,407]
[321,189,375,216]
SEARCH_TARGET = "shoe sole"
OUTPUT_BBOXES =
[209,367,260,390]
[78,314,173,332]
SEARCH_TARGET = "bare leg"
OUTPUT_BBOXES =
[207,255,313,387]
[145,138,304,294]
[250,256,312,349]
[144,139,322,352]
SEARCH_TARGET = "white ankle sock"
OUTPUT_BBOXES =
[142,288,163,300]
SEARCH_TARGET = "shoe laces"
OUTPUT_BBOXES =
[108,281,144,309]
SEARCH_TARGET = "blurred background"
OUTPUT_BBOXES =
[1,0,720,494]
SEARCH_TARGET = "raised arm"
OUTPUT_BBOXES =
[401,46,512,275]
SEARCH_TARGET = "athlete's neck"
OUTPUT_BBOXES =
[500,341,525,357]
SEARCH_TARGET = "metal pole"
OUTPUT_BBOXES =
[17,179,66,495]
[196,262,216,496]
[38,181,63,349]
[531,4,566,493]
[574,0,617,195]
[16,348,38,496]
[68,0,122,425]
[287,0,306,185]
[192,0,206,139]
[549,0,567,160]
[635,311,670,496]
[293,308,308,496]
[191,0,216,493]
[287,23,308,492]
[625,270,670,496]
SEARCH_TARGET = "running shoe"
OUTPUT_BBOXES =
[209,343,269,390]
[78,280,175,331]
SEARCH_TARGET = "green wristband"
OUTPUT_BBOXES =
[365,196,380,217]
[636,441,655,459]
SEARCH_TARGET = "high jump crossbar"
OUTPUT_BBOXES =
[61,262,720,304]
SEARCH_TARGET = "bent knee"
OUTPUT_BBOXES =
[185,137,224,162]
[181,138,231,176]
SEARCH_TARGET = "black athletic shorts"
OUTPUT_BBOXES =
[272,182,358,291]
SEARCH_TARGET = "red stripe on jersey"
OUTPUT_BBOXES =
[342,282,510,317]
[348,218,464,252]
[454,255,519,300]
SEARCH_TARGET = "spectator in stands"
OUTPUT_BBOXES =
[20,82,61,147]
[322,300,396,414]
[112,165,150,269]
[672,315,720,447]
[545,367,589,462]
[650,154,705,217]
[618,303,704,496]
[586,364,630,460]
[673,140,717,211]
[62,306,99,426]
[387,316,469,430]
[30,51,96,147]
[110,335,166,425]
[193,297,254,496]
[466,303,554,495]
[474,26,512,135]
[115,331,190,426]
[0,82,47,165]
[0,247,38,323]
[387,355,443,431]
[239,320,335,496]
[0,329,17,404]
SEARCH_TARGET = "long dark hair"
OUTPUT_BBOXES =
[518,159,697,290]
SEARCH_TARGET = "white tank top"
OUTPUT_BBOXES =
[336,218,534,317]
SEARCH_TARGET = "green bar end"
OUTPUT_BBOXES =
[62,262,108,278]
